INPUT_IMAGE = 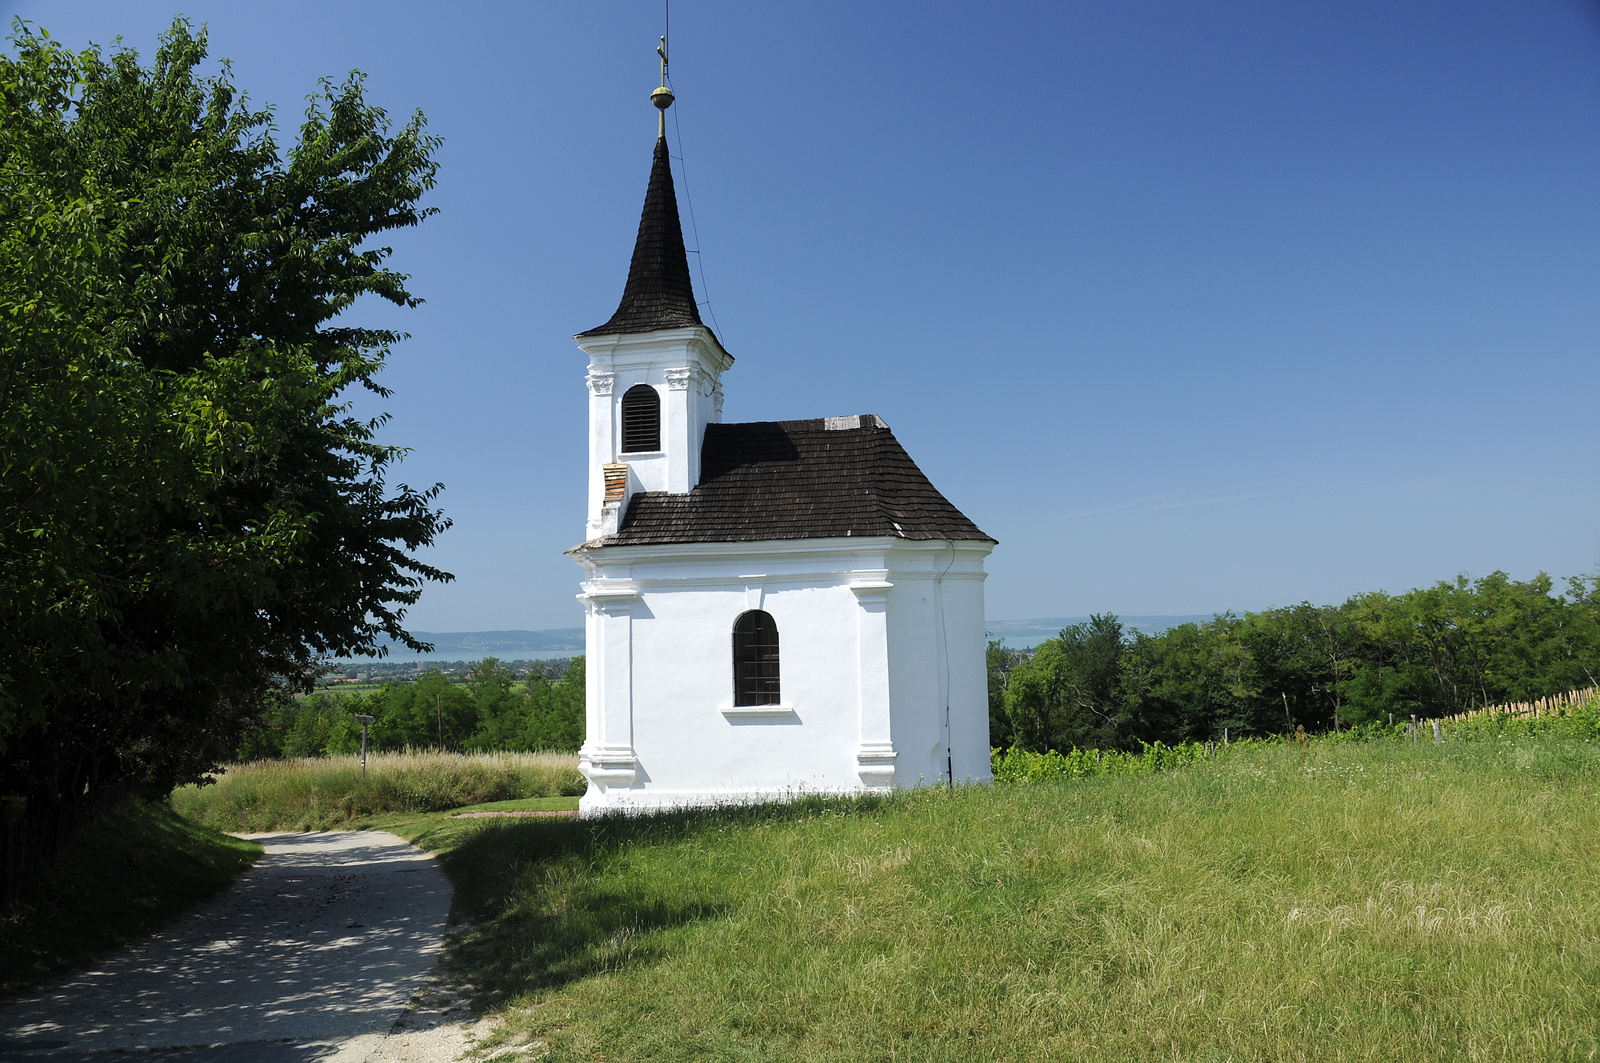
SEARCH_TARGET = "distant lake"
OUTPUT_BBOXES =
[343,629,585,663]
[340,618,1221,662]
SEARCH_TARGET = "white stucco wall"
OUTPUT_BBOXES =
[570,537,993,815]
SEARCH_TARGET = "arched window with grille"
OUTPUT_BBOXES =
[732,610,781,706]
[620,384,661,452]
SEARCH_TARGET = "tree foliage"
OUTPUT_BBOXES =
[243,658,587,758]
[1003,615,1126,753]
[1,19,449,806]
[997,572,1600,752]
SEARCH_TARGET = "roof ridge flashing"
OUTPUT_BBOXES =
[823,414,888,431]
[708,415,889,433]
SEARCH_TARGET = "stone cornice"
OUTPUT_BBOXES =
[569,535,995,570]
[574,325,733,373]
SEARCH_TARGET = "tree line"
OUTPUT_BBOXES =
[989,571,1600,753]
[241,658,586,759]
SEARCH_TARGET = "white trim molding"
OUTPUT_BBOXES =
[855,740,899,790]
[579,745,639,789]
[581,580,639,605]
[721,703,795,718]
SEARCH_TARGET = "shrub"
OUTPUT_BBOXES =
[991,738,1219,782]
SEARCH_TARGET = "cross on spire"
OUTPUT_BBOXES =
[651,36,674,137]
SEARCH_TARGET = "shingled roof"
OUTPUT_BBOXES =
[597,415,993,547]
[578,136,709,338]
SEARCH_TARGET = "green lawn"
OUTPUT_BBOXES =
[1,799,261,997]
[379,738,1600,1062]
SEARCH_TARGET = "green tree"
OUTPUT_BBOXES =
[1,20,449,811]
[985,640,1024,749]
[1120,616,1259,743]
[1233,603,1347,731]
[378,672,474,751]
[281,694,346,758]
[464,658,520,749]
[1337,590,1434,724]
[1004,615,1125,752]
[521,656,585,752]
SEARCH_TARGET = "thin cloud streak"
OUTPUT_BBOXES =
[1052,478,1375,521]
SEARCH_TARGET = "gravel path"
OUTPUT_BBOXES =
[0,831,467,1063]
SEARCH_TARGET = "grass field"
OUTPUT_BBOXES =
[368,737,1600,1062]
[1,799,261,997]
[172,751,585,832]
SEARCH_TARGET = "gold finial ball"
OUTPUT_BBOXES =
[651,85,675,111]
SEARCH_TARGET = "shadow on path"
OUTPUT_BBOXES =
[0,832,452,1062]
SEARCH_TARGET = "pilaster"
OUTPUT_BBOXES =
[850,578,897,789]
[577,581,639,790]
[663,365,694,493]
[585,370,617,539]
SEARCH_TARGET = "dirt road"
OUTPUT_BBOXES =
[0,831,463,1063]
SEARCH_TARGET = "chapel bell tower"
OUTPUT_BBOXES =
[576,38,732,542]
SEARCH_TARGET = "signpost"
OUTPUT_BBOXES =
[355,714,375,777]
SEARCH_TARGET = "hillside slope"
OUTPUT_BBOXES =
[397,739,1600,1062]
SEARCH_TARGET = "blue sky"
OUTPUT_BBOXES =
[14,1,1600,630]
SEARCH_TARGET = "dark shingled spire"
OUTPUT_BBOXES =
[580,136,707,337]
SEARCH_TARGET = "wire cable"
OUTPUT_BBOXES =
[664,71,727,342]
[937,543,958,785]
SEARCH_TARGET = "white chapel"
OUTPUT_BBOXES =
[570,72,995,815]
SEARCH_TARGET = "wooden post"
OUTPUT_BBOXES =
[1432,719,1442,744]
[355,713,375,777]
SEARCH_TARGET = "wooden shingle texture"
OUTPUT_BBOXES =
[600,415,993,546]
[578,136,709,339]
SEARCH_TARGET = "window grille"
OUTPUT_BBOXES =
[620,384,660,452]
[733,610,781,706]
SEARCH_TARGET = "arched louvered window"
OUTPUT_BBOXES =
[733,610,781,706]
[620,384,661,453]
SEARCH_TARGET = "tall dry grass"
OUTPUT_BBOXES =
[172,750,584,832]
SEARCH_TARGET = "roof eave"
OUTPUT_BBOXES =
[575,533,996,555]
